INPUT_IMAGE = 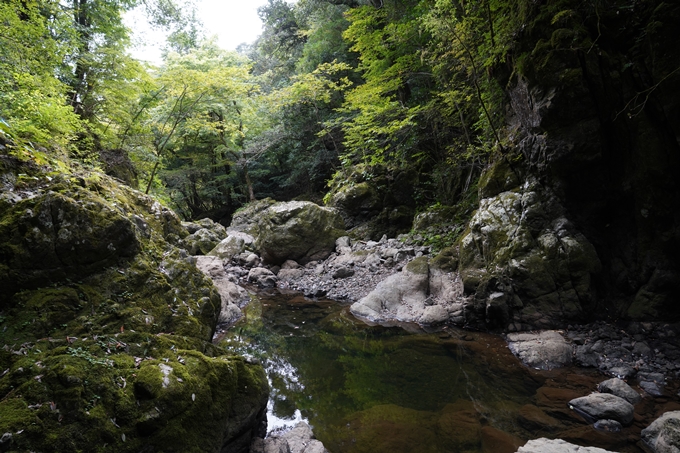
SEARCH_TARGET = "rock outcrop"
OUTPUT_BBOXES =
[449,2,680,330]
[0,155,268,453]
[458,179,602,330]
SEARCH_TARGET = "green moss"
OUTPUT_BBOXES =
[0,162,267,452]
[430,247,459,272]
[478,159,521,199]
[405,256,429,275]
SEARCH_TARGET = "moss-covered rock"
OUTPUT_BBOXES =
[229,200,346,265]
[458,180,602,330]
[329,182,382,228]
[0,155,268,452]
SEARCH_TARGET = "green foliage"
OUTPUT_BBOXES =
[0,0,81,149]
[138,41,262,217]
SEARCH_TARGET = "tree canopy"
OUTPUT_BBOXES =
[3,0,673,227]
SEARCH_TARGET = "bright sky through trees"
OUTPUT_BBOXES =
[126,0,270,63]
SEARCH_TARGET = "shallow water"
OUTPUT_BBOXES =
[218,290,663,453]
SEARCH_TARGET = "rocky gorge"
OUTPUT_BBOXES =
[0,149,679,452]
[182,196,680,453]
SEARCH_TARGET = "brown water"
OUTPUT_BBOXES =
[219,289,677,453]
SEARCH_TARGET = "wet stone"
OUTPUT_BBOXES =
[639,380,665,397]
[606,365,636,380]
[597,378,641,405]
[568,393,635,426]
[593,419,622,433]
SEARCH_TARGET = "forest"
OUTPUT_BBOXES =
[1,0,539,227]
[3,0,680,310]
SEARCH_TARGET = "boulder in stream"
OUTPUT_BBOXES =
[568,393,635,426]
[596,378,641,405]
[229,199,346,265]
[349,255,465,327]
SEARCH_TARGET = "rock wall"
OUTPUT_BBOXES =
[458,1,680,329]
[0,155,268,452]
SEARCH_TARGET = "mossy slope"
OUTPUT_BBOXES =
[0,154,268,452]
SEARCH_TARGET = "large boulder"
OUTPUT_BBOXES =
[641,411,680,453]
[230,200,346,265]
[568,393,635,426]
[350,256,431,324]
[349,256,465,327]
[0,157,268,453]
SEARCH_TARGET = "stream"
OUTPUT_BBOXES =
[218,289,658,453]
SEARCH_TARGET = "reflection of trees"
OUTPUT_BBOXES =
[221,294,539,451]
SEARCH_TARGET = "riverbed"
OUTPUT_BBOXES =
[218,289,679,453]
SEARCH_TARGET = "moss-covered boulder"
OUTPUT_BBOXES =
[229,200,346,265]
[458,179,601,330]
[329,181,382,228]
[0,155,268,452]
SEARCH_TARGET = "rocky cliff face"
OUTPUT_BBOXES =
[0,152,268,452]
[459,1,680,328]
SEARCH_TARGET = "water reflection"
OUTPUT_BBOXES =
[219,289,550,452]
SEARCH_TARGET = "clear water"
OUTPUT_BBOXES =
[219,289,550,453]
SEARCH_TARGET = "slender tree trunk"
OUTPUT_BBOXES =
[244,165,255,202]
[145,161,160,194]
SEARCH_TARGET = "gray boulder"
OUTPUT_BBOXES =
[506,331,572,370]
[349,255,465,327]
[350,257,431,324]
[208,232,255,259]
[250,422,329,453]
[641,411,680,453]
[194,256,246,325]
[247,267,278,288]
[568,393,635,426]
[185,228,223,255]
[231,200,345,265]
[597,378,641,405]
[516,438,617,452]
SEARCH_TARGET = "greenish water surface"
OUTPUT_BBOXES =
[219,290,542,453]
